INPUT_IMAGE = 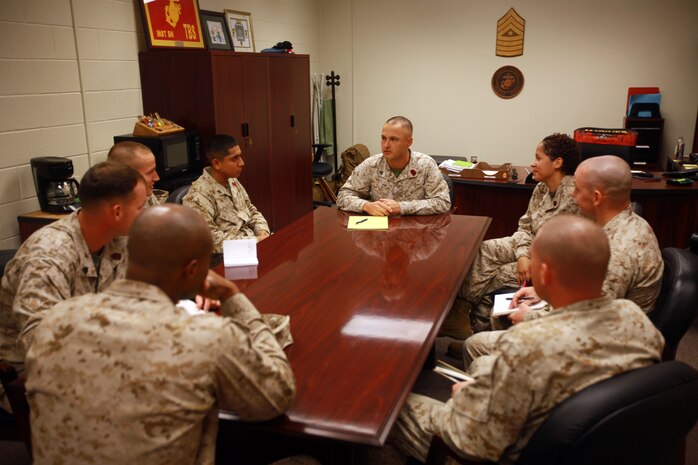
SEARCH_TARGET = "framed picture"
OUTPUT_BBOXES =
[224,10,255,52]
[138,0,205,49]
[200,10,233,51]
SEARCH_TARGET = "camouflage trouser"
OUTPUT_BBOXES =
[464,330,505,368]
[362,393,445,465]
[460,237,519,333]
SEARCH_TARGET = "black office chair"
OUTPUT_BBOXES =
[0,363,29,452]
[649,246,698,360]
[165,184,191,204]
[426,361,698,465]
[630,201,644,217]
[0,249,16,279]
[312,143,336,204]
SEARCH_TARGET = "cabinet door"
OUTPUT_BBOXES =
[268,56,312,230]
[212,54,273,228]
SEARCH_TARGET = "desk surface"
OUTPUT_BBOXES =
[215,207,491,446]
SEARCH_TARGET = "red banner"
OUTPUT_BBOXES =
[142,0,204,49]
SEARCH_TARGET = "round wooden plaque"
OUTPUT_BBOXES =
[491,66,524,99]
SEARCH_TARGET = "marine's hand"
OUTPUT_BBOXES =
[199,270,240,302]
[195,295,221,312]
[516,256,531,285]
[362,200,392,216]
[508,303,531,325]
[256,231,270,242]
[508,286,540,309]
[452,380,474,396]
[379,198,401,215]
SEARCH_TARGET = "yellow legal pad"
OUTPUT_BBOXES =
[347,216,389,230]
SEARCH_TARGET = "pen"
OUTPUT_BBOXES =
[507,296,535,301]
[355,218,368,224]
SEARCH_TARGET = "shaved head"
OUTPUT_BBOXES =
[576,155,632,204]
[128,204,213,277]
[108,142,153,167]
[533,215,609,292]
[385,116,413,136]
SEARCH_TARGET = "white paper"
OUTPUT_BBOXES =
[224,265,258,280]
[223,239,259,267]
[492,292,548,316]
[176,299,205,316]
[438,159,474,173]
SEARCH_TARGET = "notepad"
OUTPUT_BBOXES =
[347,216,389,230]
[433,360,474,383]
[492,292,548,316]
[223,239,259,267]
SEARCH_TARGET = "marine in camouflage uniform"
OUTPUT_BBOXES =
[460,175,578,332]
[0,212,127,410]
[464,206,664,367]
[24,279,296,465]
[144,192,161,208]
[183,167,270,253]
[368,297,663,465]
[336,151,451,215]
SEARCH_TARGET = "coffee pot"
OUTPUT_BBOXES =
[30,157,81,213]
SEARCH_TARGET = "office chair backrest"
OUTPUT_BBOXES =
[165,184,191,204]
[516,361,698,465]
[649,247,698,360]
[0,249,16,279]
[573,127,638,166]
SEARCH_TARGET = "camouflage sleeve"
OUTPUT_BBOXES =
[16,257,74,351]
[523,304,552,322]
[438,348,532,461]
[399,163,451,215]
[240,187,270,235]
[183,191,229,253]
[336,162,372,212]
[214,294,296,420]
[510,188,538,260]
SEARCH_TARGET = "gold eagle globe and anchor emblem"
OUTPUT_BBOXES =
[165,0,182,28]
[491,66,524,99]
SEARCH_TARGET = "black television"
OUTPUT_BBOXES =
[113,130,202,181]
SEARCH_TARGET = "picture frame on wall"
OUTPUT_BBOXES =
[200,10,233,50]
[138,0,205,49]
[224,10,255,52]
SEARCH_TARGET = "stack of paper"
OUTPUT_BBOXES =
[433,360,474,383]
[492,292,548,316]
[223,239,259,267]
[347,216,389,230]
[439,159,474,173]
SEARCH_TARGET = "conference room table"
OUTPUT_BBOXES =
[213,206,490,461]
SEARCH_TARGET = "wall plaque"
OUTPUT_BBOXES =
[496,8,525,57]
[491,66,524,99]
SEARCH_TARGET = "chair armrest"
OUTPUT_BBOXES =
[689,233,698,255]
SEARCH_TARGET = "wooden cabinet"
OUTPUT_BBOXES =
[624,117,664,164]
[138,50,312,232]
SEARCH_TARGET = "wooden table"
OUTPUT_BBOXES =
[445,165,698,248]
[214,206,490,449]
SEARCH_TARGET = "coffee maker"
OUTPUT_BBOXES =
[31,157,81,213]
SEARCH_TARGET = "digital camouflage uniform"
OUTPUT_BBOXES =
[144,192,160,208]
[460,175,578,332]
[465,206,664,367]
[336,151,451,215]
[369,297,663,465]
[183,167,270,253]
[25,279,296,465]
[0,212,127,411]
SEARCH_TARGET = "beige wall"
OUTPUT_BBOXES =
[329,0,697,165]
[1,0,696,246]
[0,0,321,247]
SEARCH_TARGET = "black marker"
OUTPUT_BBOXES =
[355,218,368,224]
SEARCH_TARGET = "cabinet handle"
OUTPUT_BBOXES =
[290,115,295,128]
[242,123,249,137]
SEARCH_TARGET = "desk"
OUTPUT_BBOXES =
[17,210,68,242]
[447,166,698,249]
[214,207,490,448]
